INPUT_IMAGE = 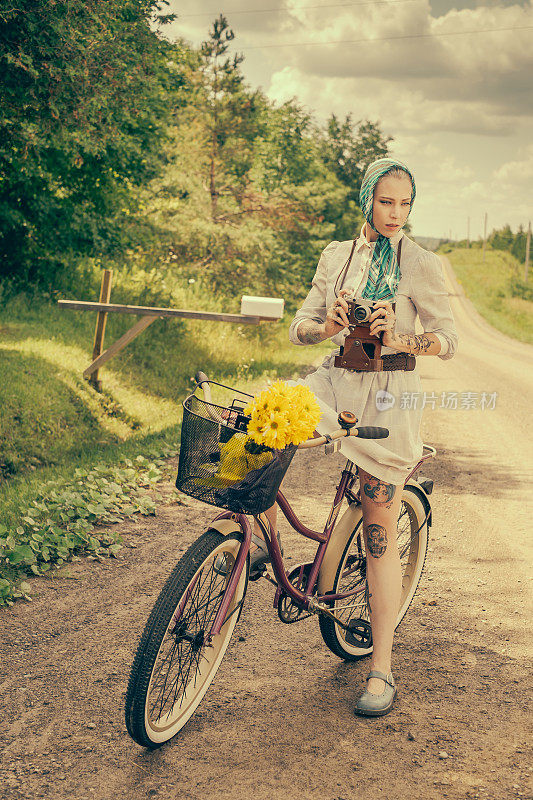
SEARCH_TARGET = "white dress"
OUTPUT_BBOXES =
[289,225,458,485]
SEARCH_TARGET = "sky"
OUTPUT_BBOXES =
[163,1,533,240]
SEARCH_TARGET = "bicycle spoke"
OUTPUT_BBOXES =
[150,637,181,721]
[146,548,240,725]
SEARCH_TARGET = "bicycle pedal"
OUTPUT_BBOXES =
[248,564,267,582]
[345,619,373,648]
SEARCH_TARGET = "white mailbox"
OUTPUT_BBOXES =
[240,295,284,319]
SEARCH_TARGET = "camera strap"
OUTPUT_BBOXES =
[333,236,403,298]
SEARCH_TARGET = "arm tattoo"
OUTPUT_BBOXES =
[297,319,326,345]
[365,523,388,559]
[397,333,433,354]
[363,477,396,509]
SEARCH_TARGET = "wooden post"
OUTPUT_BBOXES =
[89,269,113,391]
[525,221,531,282]
[482,213,488,263]
[467,216,470,248]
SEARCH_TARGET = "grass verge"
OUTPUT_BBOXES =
[439,246,533,344]
[0,293,330,605]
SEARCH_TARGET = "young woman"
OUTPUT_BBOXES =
[250,156,458,717]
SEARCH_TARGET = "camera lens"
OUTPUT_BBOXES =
[354,306,370,323]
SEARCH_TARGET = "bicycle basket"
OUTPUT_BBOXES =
[176,392,297,515]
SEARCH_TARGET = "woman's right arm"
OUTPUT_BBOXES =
[289,241,349,345]
[296,319,329,344]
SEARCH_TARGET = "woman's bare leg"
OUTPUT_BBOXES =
[358,468,404,695]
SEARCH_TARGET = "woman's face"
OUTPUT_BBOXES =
[371,173,412,238]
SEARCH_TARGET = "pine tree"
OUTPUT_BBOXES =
[199,15,264,221]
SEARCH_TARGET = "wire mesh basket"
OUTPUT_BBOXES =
[176,387,297,515]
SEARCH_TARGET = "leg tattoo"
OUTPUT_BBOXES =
[363,477,396,509]
[366,523,388,558]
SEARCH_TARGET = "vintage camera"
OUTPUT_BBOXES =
[334,296,394,372]
[347,297,378,325]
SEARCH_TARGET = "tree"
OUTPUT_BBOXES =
[488,224,514,253]
[254,99,352,292]
[199,15,265,222]
[0,0,182,291]
[321,117,391,194]
[319,116,392,240]
[512,224,527,263]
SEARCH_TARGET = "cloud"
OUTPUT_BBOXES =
[493,143,533,182]
[166,0,533,136]
[165,1,294,39]
[275,1,533,117]
[267,66,517,135]
[375,134,530,238]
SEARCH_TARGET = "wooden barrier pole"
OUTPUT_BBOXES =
[83,316,158,378]
[89,269,113,391]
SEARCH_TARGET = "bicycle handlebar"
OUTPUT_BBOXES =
[193,372,389,447]
[297,425,389,449]
[194,371,212,403]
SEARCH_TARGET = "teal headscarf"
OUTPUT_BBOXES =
[359,157,416,301]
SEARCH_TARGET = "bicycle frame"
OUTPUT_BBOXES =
[208,460,359,637]
[207,442,436,639]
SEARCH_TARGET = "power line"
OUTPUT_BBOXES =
[178,0,417,19]
[238,24,533,51]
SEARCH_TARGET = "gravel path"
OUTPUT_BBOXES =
[1,257,531,800]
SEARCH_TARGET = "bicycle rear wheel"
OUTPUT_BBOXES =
[125,530,248,747]
[319,486,429,661]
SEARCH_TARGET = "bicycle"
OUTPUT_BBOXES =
[125,371,435,748]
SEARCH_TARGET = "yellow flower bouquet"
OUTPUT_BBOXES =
[204,381,322,489]
[244,380,321,450]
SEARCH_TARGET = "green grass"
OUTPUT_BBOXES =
[439,246,533,344]
[0,287,332,604]
[0,292,330,528]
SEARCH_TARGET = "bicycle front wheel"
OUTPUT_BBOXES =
[318,486,429,661]
[125,530,248,748]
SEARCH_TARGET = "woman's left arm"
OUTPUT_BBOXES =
[371,253,458,358]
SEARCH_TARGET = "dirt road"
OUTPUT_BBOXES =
[1,257,532,800]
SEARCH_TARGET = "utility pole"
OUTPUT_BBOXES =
[525,221,531,282]
[482,213,488,262]
[467,216,470,248]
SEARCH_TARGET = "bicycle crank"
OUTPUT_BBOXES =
[277,562,314,624]
[307,597,372,644]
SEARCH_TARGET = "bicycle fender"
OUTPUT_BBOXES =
[317,503,363,595]
[206,519,244,538]
[404,480,433,528]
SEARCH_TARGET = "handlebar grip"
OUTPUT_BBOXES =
[355,426,389,439]
[194,371,209,387]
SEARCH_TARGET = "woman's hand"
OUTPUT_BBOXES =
[324,290,351,338]
[369,300,396,345]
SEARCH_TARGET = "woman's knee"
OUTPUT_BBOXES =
[359,470,403,560]
[359,469,401,512]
